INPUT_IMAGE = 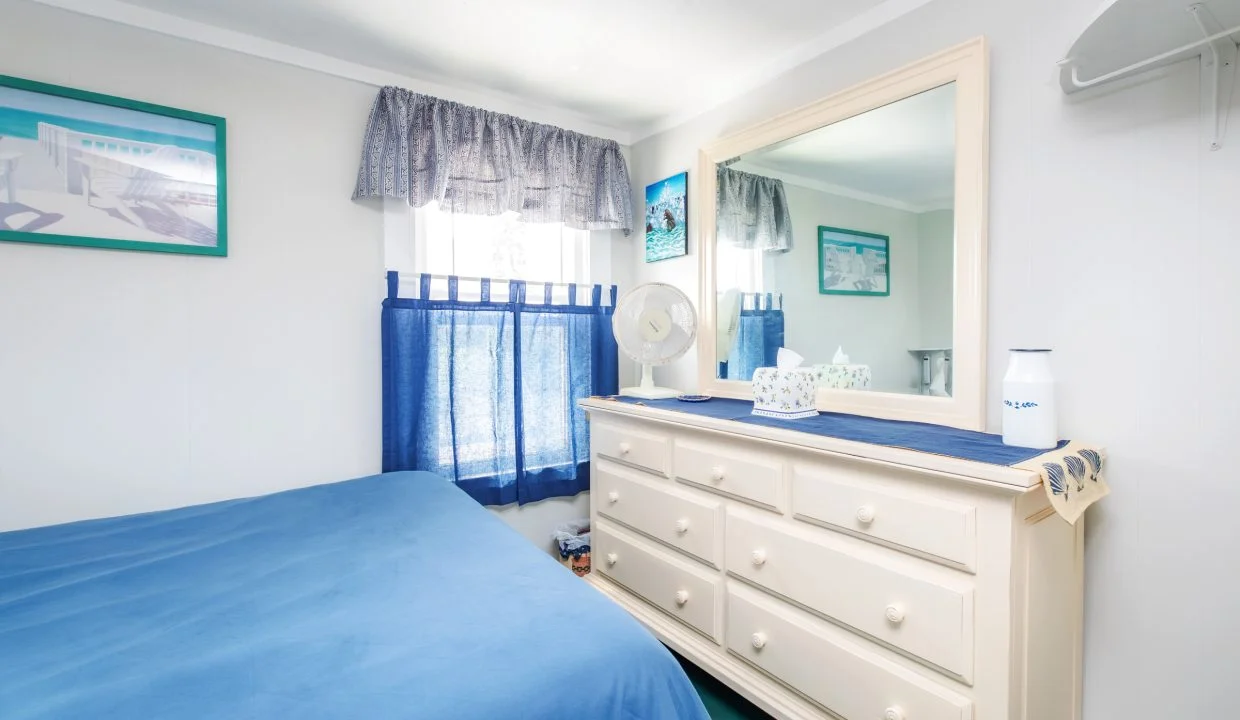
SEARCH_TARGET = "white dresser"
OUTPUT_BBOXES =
[582,398,1083,720]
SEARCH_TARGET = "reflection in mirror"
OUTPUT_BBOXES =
[715,82,956,396]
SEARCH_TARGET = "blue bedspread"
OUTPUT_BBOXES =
[0,473,709,720]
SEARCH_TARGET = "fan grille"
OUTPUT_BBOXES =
[612,283,697,366]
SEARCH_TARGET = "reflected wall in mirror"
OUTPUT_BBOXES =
[715,83,956,397]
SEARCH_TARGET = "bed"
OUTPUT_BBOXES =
[0,472,709,720]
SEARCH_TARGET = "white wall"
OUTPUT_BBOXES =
[0,0,621,553]
[769,183,927,392]
[627,0,1240,715]
[0,0,384,531]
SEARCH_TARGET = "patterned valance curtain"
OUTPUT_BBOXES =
[717,166,793,252]
[354,87,634,235]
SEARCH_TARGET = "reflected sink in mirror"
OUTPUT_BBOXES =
[714,82,956,397]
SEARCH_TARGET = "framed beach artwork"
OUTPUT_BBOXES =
[818,225,889,296]
[644,171,687,262]
[0,75,227,256]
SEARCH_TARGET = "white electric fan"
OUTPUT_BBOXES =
[613,283,698,399]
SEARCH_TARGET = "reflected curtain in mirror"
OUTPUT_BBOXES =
[722,293,785,382]
[716,165,794,252]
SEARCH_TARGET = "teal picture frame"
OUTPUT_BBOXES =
[818,225,889,297]
[0,74,227,257]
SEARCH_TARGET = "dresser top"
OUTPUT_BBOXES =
[582,397,1044,491]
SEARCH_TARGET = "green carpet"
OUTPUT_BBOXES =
[674,651,772,720]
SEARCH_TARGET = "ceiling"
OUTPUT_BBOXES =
[35,0,936,142]
[735,82,956,211]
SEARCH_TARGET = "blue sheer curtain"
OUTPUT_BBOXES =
[382,272,619,505]
[724,293,784,382]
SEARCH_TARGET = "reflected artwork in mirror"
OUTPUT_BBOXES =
[714,82,956,398]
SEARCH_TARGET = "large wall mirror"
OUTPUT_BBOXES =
[696,38,989,430]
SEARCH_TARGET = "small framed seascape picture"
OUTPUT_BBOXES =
[0,74,227,256]
[644,171,687,262]
[818,225,889,296]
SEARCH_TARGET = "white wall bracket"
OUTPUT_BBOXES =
[1190,3,1237,150]
[1058,0,1240,151]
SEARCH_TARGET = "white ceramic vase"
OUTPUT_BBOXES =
[1001,349,1057,449]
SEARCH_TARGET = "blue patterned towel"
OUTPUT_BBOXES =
[1015,443,1110,523]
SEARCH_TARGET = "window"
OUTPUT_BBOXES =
[716,243,765,294]
[385,199,593,284]
[431,318,514,471]
[380,200,617,505]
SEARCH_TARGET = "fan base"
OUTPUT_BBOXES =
[619,386,681,400]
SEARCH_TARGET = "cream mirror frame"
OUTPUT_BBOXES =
[696,38,989,430]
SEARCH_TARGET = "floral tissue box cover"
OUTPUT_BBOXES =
[751,367,819,420]
[812,363,873,390]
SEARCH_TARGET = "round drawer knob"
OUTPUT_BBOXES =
[751,632,767,650]
[607,491,619,504]
[674,590,690,606]
[606,553,618,566]
[751,549,767,567]
[675,518,690,534]
[885,604,906,624]
[710,466,726,482]
[618,442,632,456]
[884,706,906,720]
[856,505,876,524]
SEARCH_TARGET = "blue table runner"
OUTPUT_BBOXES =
[611,397,1064,466]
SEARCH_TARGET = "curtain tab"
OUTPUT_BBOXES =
[609,285,618,307]
[568,283,578,306]
[510,280,526,304]
[544,282,553,305]
[418,273,432,301]
[480,278,491,303]
[386,271,399,300]
[448,276,459,302]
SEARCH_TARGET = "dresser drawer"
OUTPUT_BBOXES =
[792,464,977,570]
[725,511,973,678]
[592,421,669,476]
[673,435,783,511]
[727,588,973,720]
[594,523,720,641]
[596,465,723,567]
